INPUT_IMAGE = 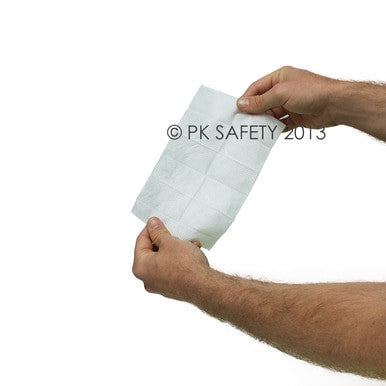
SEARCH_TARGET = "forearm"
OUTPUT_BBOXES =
[329,80,386,140]
[184,269,386,379]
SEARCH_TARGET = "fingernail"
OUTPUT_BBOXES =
[237,98,249,108]
[147,217,161,231]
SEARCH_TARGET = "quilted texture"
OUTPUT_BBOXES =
[132,86,285,249]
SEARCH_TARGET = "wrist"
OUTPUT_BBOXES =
[180,266,234,307]
[178,265,218,303]
[182,268,255,318]
[326,79,353,126]
[327,79,386,135]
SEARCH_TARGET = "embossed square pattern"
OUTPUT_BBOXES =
[132,86,285,249]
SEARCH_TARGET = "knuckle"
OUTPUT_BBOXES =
[152,228,170,244]
[151,228,165,241]
[132,259,145,279]
[250,95,264,111]
[144,283,154,293]
[280,65,292,72]
[132,263,141,278]
[135,232,145,247]
[277,66,294,82]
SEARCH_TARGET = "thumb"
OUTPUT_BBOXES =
[237,86,286,114]
[146,217,171,246]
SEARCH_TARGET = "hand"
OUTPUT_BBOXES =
[133,217,210,301]
[237,66,339,129]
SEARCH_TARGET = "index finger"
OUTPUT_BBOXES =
[241,68,282,97]
[134,226,154,256]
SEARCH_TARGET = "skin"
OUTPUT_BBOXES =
[237,66,386,140]
[133,67,386,379]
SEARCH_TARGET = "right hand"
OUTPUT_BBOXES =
[237,66,339,129]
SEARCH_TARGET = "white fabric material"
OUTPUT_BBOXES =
[132,86,285,249]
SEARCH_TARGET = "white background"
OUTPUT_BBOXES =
[0,0,385,385]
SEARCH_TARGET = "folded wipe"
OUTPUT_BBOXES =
[132,86,285,249]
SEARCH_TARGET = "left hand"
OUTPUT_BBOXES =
[133,217,211,301]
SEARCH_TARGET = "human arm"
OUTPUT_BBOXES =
[133,217,386,379]
[237,66,386,141]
